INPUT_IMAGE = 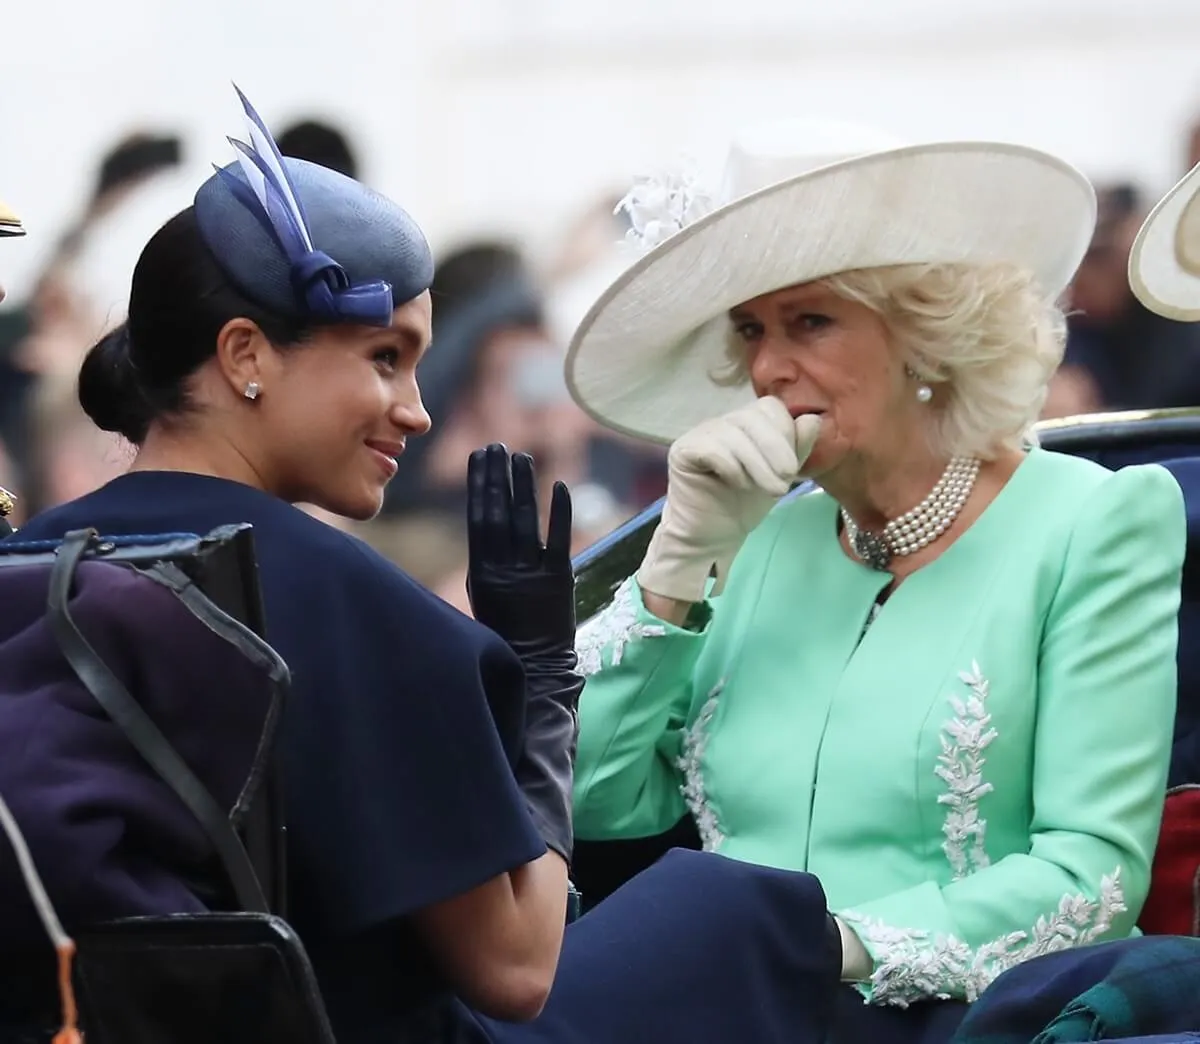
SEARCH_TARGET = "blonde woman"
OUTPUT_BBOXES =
[569,120,1186,1041]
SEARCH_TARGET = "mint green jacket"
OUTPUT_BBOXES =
[573,450,1186,1006]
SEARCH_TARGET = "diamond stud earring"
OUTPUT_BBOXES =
[243,381,261,400]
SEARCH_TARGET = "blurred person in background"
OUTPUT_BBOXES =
[277,117,359,179]
[65,134,184,245]
[371,262,542,585]
[21,133,187,372]
[382,276,588,588]
[12,165,197,518]
[544,191,628,286]
[380,239,529,521]
[1059,182,1200,412]
[406,276,550,515]
[543,194,670,510]
[429,239,530,326]
[374,235,643,593]
[0,133,184,507]
[31,165,199,373]
[23,374,128,513]
[391,268,645,582]
[1039,364,1102,419]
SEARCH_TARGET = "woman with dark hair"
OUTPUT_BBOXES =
[6,89,843,1044]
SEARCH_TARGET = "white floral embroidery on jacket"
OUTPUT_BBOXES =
[677,683,725,851]
[575,578,667,678]
[841,870,1127,1007]
[935,662,997,880]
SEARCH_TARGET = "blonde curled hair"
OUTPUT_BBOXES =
[717,262,1068,460]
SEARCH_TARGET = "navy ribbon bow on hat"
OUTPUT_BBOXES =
[213,85,394,326]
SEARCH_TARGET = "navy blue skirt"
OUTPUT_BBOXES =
[476,848,966,1044]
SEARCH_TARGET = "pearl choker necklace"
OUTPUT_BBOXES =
[841,456,981,571]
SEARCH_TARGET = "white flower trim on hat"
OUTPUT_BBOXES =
[565,118,1096,446]
[615,161,716,252]
[1129,160,1200,322]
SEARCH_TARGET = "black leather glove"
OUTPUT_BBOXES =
[467,443,582,863]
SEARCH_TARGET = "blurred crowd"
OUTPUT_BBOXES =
[3,109,1200,609]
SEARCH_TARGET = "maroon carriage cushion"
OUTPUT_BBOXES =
[1139,785,1200,937]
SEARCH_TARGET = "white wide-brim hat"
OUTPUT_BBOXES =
[1129,160,1200,322]
[564,118,1097,445]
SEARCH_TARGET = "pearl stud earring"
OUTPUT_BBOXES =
[243,381,261,400]
[905,365,933,403]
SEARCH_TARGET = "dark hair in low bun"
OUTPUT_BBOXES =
[76,207,319,445]
[77,323,155,443]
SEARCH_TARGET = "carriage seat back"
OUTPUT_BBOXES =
[0,527,288,940]
[70,914,337,1044]
[0,527,305,1041]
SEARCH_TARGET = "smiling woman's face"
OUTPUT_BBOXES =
[728,279,917,476]
[243,291,435,520]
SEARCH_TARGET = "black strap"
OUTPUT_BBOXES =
[46,529,268,913]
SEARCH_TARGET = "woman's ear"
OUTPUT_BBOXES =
[214,317,270,400]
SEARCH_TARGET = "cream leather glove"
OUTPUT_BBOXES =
[637,397,821,604]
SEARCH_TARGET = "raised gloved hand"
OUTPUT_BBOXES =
[467,443,581,862]
[467,443,576,660]
[637,397,822,603]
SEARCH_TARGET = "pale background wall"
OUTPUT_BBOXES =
[3,0,1199,300]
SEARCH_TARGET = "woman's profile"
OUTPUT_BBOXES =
[569,118,1187,1042]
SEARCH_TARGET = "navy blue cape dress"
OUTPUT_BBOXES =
[10,470,848,1044]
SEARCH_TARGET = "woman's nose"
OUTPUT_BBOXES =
[394,394,432,437]
[748,335,796,394]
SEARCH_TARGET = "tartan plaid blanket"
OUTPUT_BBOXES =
[950,937,1200,1043]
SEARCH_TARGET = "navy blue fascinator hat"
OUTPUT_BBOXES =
[193,86,433,327]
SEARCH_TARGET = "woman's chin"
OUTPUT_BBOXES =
[799,440,836,480]
[340,496,384,524]
[304,487,382,526]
